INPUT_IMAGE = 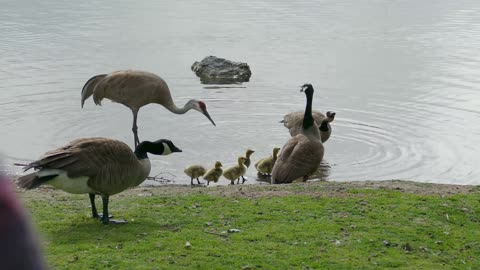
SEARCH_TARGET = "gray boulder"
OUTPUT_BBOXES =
[191,56,251,84]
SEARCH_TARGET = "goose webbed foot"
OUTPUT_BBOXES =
[101,217,127,225]
[241,176,247,184]
[100,195,126,225]
[95,214,114,219]
[190,178,205,187]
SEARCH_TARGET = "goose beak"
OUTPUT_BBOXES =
[203,110,216,126]
[172,146,183,153]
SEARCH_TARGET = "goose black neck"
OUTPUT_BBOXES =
[303,91,314,129]
[134,141,154,160]
[319,120,329,132]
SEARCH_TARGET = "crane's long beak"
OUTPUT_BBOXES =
[203,110,216,126]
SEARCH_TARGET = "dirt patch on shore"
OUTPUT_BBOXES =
[15,180,479,200]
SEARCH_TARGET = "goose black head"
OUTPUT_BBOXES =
[154,139,182,155]
[135,139,182,159]
[300,84,314,95]
[326,111,336,122]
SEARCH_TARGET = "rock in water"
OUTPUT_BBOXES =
[191,56,252,84]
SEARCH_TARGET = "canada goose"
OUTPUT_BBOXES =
[203,161,223,186]
[271,84,324,184]
[184,165,206,186]
[239,149,255,184]
[222,157,248,185]
[17,137,182,224]
[281,111,336,143]
[81,70,216,147]
[255,147,281,176]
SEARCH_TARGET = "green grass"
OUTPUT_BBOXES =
[21,185,480,269]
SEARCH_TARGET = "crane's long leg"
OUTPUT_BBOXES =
[132,110,140,147]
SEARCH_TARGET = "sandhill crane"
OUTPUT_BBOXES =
[81,70,216,146]
[17,137,182,224]
[271,84,324,184]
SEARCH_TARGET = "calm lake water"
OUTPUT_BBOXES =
[1,0,480,186]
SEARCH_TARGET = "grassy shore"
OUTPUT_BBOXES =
[19,180,480,269]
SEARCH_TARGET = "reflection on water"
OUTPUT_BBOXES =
[1,0,480,185]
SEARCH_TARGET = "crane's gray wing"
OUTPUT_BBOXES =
[92,70,173,110]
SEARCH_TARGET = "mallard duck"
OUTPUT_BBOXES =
[272,84,324,184]
[222,157,248,185]
[255,147,281,176]
[17,137,182,224]
[203,161,223,186]
[184,165,207,186]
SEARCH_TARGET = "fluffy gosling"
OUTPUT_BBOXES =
[255,147,281,176]
[184,165,206,186]
[203,161,223,186]
[223,157,248,185]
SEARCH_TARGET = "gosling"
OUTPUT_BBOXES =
[255,147,281,176]
[240,149,255,184]
[203,161,223,186]
[184,165,206,186]
[223,157,248,185]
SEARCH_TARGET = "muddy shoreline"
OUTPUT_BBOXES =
[16,180,479,200]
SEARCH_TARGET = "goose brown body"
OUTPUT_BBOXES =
[272,84,324,184]
[282,111,335,143]
[19,138,149,195]
[17,137,182,224]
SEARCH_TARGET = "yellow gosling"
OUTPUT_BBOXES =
[255,147,281,176]
[184,165,206,185]
[222,157,247,185]
[203,161,223,186]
